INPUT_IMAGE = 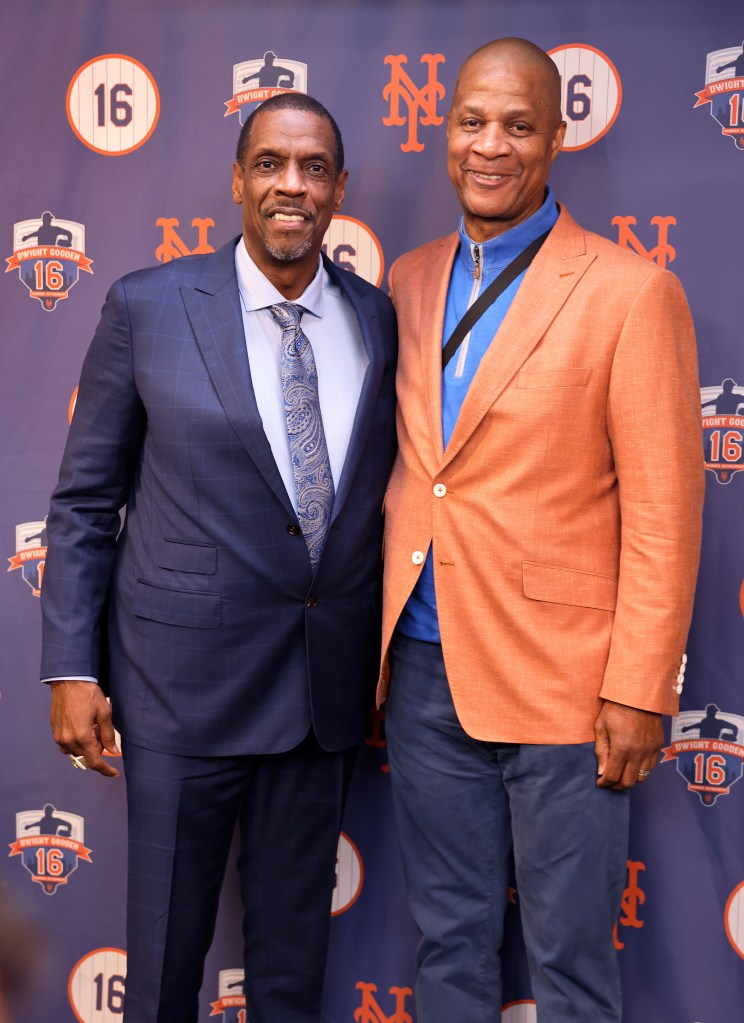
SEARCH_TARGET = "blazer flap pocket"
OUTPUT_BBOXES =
[517,367,591,389]
[522,561,617,611]
[134,580,221,628]
[157,539,217,574]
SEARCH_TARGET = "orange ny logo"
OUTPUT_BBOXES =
[613,859,646,950]
[354,982,414,1023]
[383,54,446,152]
[611,215,676,268]
[155,217,216,263]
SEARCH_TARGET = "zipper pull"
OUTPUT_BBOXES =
[473,245,481,280]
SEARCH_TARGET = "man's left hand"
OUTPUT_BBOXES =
[594,700,663,790]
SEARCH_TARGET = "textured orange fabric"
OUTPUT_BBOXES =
[378,207,704,744]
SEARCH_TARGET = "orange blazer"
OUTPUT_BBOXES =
[378,206,704,744]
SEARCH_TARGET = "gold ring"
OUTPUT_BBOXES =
[69,754,88,770]
[638,769,650,778]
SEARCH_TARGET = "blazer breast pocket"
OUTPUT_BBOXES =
[522,561,617,612]
[156,539,217,574]
[517,367,592,389]
[133,579,221,628]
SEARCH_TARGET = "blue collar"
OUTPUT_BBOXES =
[456,186,559,275]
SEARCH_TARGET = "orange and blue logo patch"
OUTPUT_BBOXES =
[701,380,744,484]
[6,212,93,310]
[7,520,47,597]
[694,44,744,149]
[9,805,92,894]
[225,52,308,125]
[662,705,744,805]
[210,969,247,1022]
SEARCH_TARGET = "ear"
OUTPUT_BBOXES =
[231,162,244,205]
[333,169,348,212]
[550,121,567,162]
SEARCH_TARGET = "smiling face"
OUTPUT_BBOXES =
[232,106,347,294]
[447,45,565,242]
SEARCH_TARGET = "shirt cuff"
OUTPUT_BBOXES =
[42,676,99,684]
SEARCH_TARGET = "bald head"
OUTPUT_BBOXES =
[453,38,563,129]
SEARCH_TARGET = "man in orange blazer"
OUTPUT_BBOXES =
[379,38,704,1022]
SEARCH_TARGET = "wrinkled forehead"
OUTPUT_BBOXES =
[452,51,560,119]
[248,108,336,158]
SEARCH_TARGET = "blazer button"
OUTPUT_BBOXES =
[433,483,447,497]
[412,550,424,565]
[287,524,301,536]
[306,596,318,608]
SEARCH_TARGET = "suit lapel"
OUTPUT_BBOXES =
[180,237,295,517]
[323,255,385,522]
[442,209,596,469]
[419,236,458,461]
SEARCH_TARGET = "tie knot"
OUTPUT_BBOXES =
[269,302,303,331]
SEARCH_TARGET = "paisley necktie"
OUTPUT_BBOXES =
[269,302,335,567]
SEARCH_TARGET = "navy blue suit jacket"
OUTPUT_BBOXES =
[41,238,398,756]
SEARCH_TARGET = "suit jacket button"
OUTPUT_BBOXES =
[287,524,301,535]
[412,550,424,565]
[433,483,447,497]
[306,596,318,608]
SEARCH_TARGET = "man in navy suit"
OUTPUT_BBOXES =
[40,93,397,1023]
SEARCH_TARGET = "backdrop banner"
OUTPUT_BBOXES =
[1,2,743,1021]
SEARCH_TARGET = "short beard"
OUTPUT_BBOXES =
[262,232,315,263]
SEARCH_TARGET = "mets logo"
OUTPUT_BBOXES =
[210,968,247,1022]
[156,217,216,262]
[613,860,646,950]
[701,380,744,483]
[225,52,307,124]
[611,215,676,268]
[9,805,91,894]
[7,520,47,597]
[365,705,390,774]
[354,982,413,1023]
[662,705,744,805]
[6,212,93,310]
[383,53,445,152]
[694,43,744,150]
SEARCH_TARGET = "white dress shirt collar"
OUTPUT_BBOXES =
[235,236,326,317]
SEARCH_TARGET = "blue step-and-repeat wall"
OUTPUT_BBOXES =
[1,2,743,1020]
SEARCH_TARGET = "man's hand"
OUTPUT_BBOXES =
[50,680,120,778]
[594,700,663,790]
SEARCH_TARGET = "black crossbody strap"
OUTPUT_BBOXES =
[441,227,552,372]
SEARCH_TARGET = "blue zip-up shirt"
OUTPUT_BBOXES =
[397,188,560,643]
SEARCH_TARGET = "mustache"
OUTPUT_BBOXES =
[262,202,314,221]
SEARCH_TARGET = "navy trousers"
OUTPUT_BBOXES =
[385,632,629,1023]
[121,732,356,1023]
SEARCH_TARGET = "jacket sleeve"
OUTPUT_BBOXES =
[600,267,704,715]
[40,279,145,680]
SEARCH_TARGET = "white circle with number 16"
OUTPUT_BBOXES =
[69,948,127,1023]
[548,44,622,151]
[66,54,160,155]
